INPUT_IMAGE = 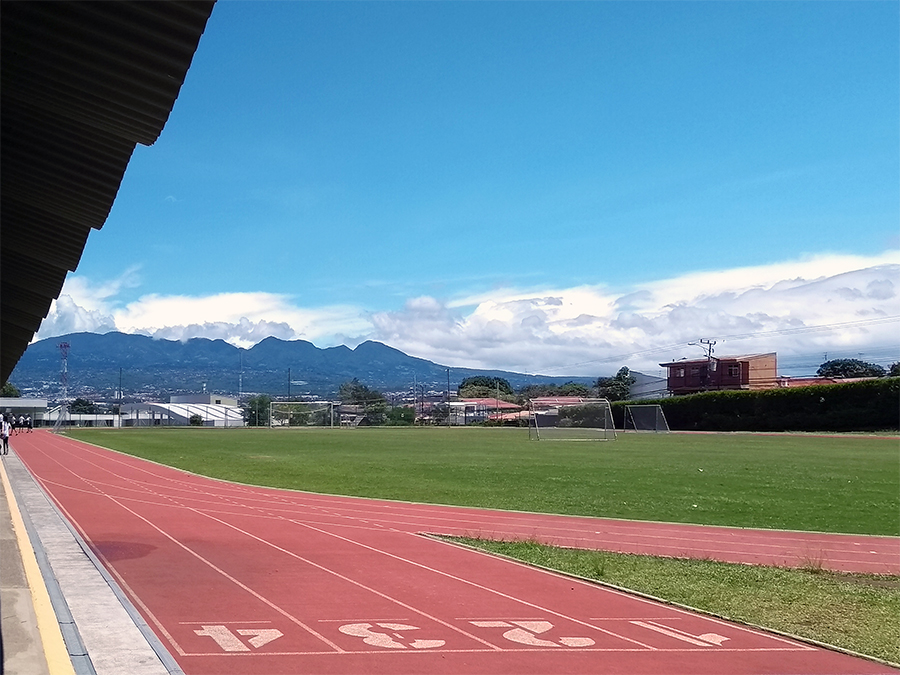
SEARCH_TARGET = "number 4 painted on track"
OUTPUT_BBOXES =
[194,625,283,652]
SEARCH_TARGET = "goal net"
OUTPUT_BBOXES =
[270,401,335,428]
[623,404,669,433]
[528,398,616,441]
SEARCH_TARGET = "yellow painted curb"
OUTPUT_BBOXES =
[0,456,76,675]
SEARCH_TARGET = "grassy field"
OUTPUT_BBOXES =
[448,538,900,665]
[64,426,899,664]
[67,427,899,535]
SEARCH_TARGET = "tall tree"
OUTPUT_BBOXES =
[458,376,513,397]
[1,381,21,397]
[816,359,885,378]
[596,367,635,402]
[516,382,590,401]
[338,378,385,404]
[243,394,272,427]
[338,379,387,425]
[70,398,97,414]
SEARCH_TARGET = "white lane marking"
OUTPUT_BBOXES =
[288,519,655,649]
[24,437,835,658]
[631,621,728,647]
[41,437,900,569]
[52,486,346,653]
[194,511,504,651]
[237,628,284,648]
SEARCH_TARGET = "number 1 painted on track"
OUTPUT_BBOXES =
[194,625,283,652]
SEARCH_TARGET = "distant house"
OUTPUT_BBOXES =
[659,353,777,396]
[453,398,522,425]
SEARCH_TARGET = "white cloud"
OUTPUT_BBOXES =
[35,251,900,376]
[369,252,900,375]
[113,292,369,349]
[36,295,118,338]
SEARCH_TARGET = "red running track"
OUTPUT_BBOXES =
[12,431,899,675]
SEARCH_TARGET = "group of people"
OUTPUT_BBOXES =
[1,413,32,455]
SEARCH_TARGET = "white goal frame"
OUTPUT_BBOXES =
[623,404,670,433]
[269,401,335,428]
[528,398,617,441]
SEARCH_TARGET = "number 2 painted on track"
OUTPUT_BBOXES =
[338,623,446,649]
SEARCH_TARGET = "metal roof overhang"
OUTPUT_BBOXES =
[1,1,216,382]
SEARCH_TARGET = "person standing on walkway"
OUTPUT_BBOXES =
[1,415,10,454]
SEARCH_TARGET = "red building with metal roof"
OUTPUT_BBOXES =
[659,353,777,395]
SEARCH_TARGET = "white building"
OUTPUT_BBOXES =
[0,398,47,426]
[170,394,238,406]
[121,402,244,427]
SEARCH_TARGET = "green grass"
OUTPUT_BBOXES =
[448,538,900,665]
[67,427,900,535]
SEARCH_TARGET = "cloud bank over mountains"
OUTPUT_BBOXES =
[36,251,899,377]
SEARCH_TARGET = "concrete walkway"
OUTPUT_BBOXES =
[1,445,178,675]
[1,451,50,675]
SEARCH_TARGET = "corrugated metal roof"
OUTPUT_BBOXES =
[658,353,776,367]
[1,1,216,382]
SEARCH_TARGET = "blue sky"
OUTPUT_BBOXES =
[40,1,899,377]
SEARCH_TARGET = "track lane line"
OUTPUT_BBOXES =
[15,435,878,654]
[20,457,348,656]
[33,433,898,573]
[14,433,893,673]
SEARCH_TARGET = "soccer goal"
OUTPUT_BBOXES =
[528,398,617,441]
[623,404,670,433]
[269,401,335,428]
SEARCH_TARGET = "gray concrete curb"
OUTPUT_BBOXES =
[3,449,183,675]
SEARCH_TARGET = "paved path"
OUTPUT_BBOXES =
[7,430,900,674]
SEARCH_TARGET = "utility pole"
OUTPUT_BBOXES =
[699,339,716,390]
[446,368,451,427]
[288,368,291,399]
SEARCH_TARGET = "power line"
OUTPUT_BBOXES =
[523,315,900,374]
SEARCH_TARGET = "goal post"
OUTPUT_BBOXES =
[623,404,670,433]
[528,398,617,441]
[270,401,335,428]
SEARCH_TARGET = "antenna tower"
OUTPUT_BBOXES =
[58,341,70,400]
[55,342,70,432]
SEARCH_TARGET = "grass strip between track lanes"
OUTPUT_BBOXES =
[446,537,900,666]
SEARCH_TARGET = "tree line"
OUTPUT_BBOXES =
[456,367,636,403]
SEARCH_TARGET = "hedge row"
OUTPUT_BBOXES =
[613,378,899,432]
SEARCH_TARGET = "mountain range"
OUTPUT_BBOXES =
[9,332,598,402]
